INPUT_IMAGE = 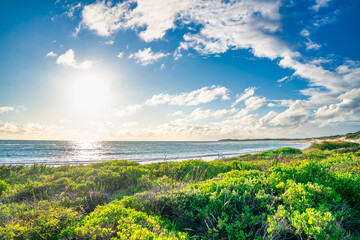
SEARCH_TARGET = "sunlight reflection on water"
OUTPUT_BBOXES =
[70,141,102,161]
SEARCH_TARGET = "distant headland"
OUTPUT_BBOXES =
[218,130,360,142]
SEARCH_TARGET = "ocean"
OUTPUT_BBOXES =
[0,140,311,166]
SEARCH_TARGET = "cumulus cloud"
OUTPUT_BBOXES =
[125,0,190,42]
[128,47,169,65]
[56,49,92,69]
[245,96,267,110]
[180,0,286,59]
[0,106,14,114]
[270,100,309,127]
[0,120,20,134]
[146,85,229,106]
[80,0,189,42]
[115,104,143,117]
[80,1,131,37]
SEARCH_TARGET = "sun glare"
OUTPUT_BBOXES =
[68,72,111,114]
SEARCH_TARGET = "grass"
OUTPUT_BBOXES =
[0,142,359,239]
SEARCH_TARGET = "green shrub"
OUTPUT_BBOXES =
[0,200,79,239]
[132,170,274,239]
[0,179,8,195]
[60,200,187,239]
[307,141,359,151]
[267,205,345,240]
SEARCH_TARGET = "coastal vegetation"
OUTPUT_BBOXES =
[0,141,359,239]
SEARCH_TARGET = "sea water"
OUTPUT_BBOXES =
[0,140,310,166]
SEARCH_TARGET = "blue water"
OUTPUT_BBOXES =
[0,140,310,166]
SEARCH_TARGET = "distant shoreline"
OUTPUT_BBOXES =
[218,131,360,142]
[218,138,311,142]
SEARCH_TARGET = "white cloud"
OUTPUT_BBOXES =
[232,87,256,107]
[232,88,266,111]
[270,100,309,127]
[117,52,124,59]
[233,109,249,118]
[300,29,310,37]
[277,76,288,83]
[245,96,267,110]
[168,110,184,117]
[128,47,169,66]
[65,3,82,18]
[80,1,131,37]
[310,88,360,126]
[267,100,295,108]
[146,85,229,106]
[56,49,92,69]
[0,106,14,114]
[46,51,57,57]
[105,40,114,45]
[115,104,143,117]
[177,0,286,59]
[312,0,332,11]
[257,111,277,127]
[160,63,165,70]
[125,0,190,42]
[0,121,20,134]
[190,108,236,120]
[80,0,189,42]
[305,39,321,50]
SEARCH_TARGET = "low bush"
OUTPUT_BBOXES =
[60,200,188,239]
[0,200,80,239]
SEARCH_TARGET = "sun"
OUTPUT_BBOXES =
[68,72,111,114]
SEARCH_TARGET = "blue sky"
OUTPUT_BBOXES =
[0,0,359,140]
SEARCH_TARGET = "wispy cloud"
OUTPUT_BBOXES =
[129,47,169,66]
[277,76,288,83]
[312,0,332,11]
[45,51,57,57]
[104,40,114,45]
[232,87,256,107]
[190,108,236,120]
[146,85,229,106]
[117,52,124,59]
[115,104,143,117]
[300,29,310,37]
[305,39,321,50]
[65,3,82,18]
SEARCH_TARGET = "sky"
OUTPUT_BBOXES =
[0,0,359,141]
